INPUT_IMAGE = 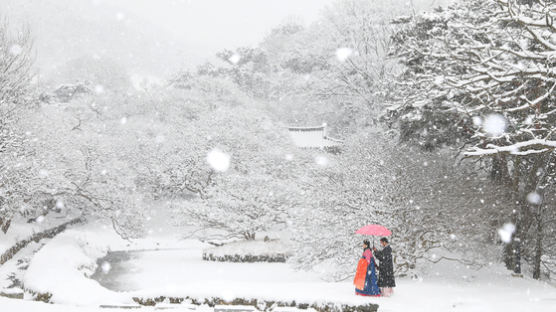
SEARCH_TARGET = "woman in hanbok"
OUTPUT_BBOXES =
[353,240,381,296]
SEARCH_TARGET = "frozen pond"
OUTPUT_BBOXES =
[91,248,209,291]
[91,250,139,291]
[90,247,321,293]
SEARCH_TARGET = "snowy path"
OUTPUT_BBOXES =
[90,246,556,312]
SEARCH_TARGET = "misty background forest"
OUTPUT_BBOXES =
[0,0,555,311]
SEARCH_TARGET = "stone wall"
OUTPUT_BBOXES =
[202,252,289,263]
[0,218,82,265]
[132,295,379,312]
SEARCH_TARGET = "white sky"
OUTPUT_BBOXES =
[121,0,334,47]
[1,0,450,81]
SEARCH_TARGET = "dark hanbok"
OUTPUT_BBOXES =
[374,245,396,288]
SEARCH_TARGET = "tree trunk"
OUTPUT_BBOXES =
[513,236,522,274]
[512,216,525,275]
[533,218,543,279]
[491,155,510,183]
[503,242,514,270]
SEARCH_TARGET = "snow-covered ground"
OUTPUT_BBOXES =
[3,224,556,311]
[101,248,556,312]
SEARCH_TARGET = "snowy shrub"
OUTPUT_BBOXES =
[202,240,292,263]
[132,295,379,312]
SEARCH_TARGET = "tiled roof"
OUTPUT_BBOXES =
[287,124,342,149]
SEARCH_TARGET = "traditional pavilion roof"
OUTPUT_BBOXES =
[287,123,343,150]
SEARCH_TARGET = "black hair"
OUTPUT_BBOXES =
[380,237,389,244]
[363,240,370,248]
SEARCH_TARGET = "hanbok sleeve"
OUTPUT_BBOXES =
[363,249,372,264]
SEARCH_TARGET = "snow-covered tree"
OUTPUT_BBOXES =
[390,0,556,278]
[292,129,512,280]
[190,0,416,135]
[155,94,311,240]
[48,56,131,92]
[14,88,165,238]
[0,18,34,233]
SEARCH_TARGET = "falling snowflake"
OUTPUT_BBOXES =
[56,200,65,209]
[155,135,166,144]
[116,12,126,21]
[9,44,23,56]
[450,234,457,240]
[285,154,294,161]
[101,261,112,274]
[472,116,482,127]
[483,114,507,136]
[525,115,534,125]
[94,85,105,94]
[206,148,231,172]
[526,192,542,205]
[120,117,128,125]
[36,216,45,223]
[39,169,49,177]
[497,223,515,243]
[335,47,353,62]
[315,155,329,167]
[228,53,241,65]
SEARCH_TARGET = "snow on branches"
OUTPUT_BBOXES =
[391,0,556,155]
[0,18,34,232]
[391,0,556,278]
[161,100,311,241]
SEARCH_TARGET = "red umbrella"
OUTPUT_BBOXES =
[355,224,392,248]
[355,224,392,236]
